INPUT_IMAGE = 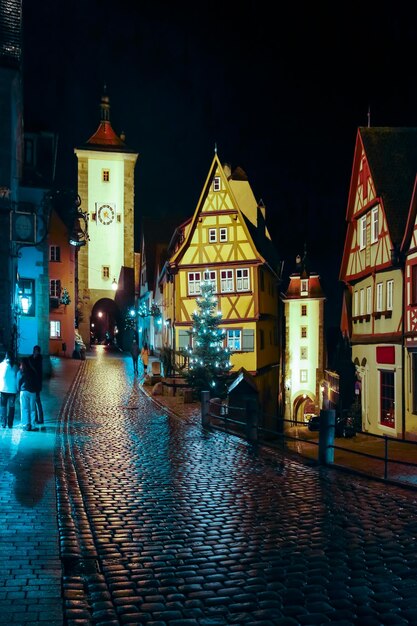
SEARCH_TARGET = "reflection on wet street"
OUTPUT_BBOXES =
[59,352,417,625]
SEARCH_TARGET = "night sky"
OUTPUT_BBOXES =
[22,1,417,328]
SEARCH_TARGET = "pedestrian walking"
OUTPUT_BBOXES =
[130,338,140,374]
[29,344,44,424]
[16,357,38,431]
[0,352,18,428]
[141,342,150,375]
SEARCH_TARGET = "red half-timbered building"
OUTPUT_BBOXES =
[340,127,417,438]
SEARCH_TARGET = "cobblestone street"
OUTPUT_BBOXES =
[56,350,417,626]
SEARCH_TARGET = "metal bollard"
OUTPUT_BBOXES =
[318,409,335,465]
[201,391,210,428]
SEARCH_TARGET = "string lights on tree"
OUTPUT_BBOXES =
[183,279,232,398]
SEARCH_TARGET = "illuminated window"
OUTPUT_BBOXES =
[301,326,307,338]
[300,347,308,360]
[366,286,372,314]
[359,215,367,250]
[188,272,202,295]
[50,320,61,339]
[376,282,383,312]
[387,280,393,310]
[50,279,61,298]
[220,227,227,242]
[49,245,60,262]
[227,329,241,351]
[220,269,233,292]
[203,270,216,291]
[300,279,308,296]
[213,176,221,191]
[380,370,395,428]
[301,304,307,316]
[18,278,35,316]
[102,169,110,182]
[102,266,110,279]
[209,229,216,243]
[371,207,379,243]
[300,369,308,383]
[236,268,249,291]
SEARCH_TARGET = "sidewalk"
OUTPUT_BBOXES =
[0,356,81,626]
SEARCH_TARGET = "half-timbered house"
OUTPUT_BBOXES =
[340,127,417,438]
[401,178,417,439]
[162,152,282,418]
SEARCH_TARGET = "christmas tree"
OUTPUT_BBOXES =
[183,280,232,398]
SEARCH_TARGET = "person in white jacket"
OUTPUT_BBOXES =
[0,352,18,428]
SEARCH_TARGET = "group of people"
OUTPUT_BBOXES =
[0,345,44,431]
[130,340,150,375]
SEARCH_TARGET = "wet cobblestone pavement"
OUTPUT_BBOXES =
[58,352,417,625]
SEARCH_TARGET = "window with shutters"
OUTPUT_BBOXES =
[242,329,254,351]
[227,329,241,351]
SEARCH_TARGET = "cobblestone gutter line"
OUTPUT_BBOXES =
[55,361,108,625]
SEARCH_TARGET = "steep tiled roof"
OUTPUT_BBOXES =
[360,127,417,246]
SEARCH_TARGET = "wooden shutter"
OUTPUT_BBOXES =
[242,329,254,351]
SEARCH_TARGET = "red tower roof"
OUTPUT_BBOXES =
[86,120,125,147]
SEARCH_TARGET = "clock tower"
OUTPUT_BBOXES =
[74,91,139,347]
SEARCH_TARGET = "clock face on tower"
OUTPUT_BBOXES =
[98,204,115,225]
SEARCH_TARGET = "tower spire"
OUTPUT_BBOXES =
[100,86,110,122]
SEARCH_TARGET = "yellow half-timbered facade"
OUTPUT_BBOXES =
[162,153,282,418]
[340,127,417,438]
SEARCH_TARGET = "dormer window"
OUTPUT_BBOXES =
[300,279,308,296]
[213,176,221,191]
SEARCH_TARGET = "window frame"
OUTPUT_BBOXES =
[213,176,221,192]
[208,228,217,243]
[50,320,61,339]
[386,279,394,311]
[376,282,383,312]
[366,286,372,315]
[227,329,241,351]
[102,169,110,182]
[359,215,367,250]
[301,326,307,339]
[220,269,234,293]
[102,265,110,280]
[379,369,395,428]
[49,245,61,262]
[50,279,61,298]
[188,271,202,296]
[300,279,308,296]
[219,227,227,242]
[300,369,308,383]
[203,270,217,292]
[371,207,379,244]
[236,268,250,292]
[301,304,307,316]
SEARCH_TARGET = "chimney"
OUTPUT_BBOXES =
[223,162,232,179]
